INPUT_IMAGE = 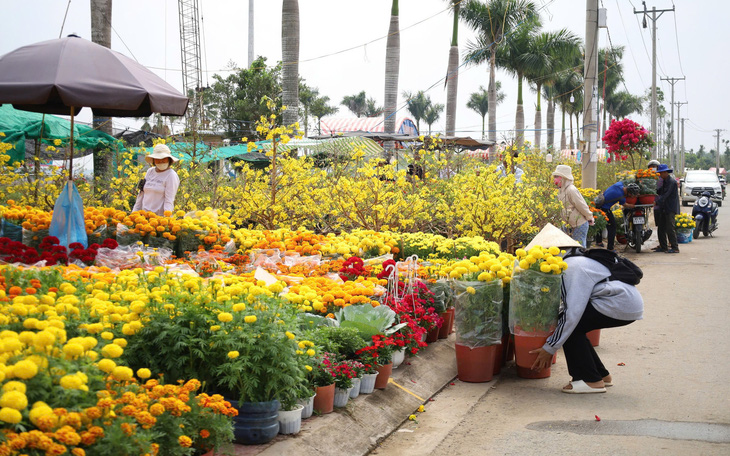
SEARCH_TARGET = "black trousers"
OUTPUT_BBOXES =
[656,210,678,250]
[563,301,634,383]
[595,209,617,249]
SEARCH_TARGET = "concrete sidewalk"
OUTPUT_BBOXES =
[218,336,459,456]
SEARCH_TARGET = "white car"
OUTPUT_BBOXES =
[681,170,724,207]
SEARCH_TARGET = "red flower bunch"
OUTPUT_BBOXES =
[339,256,368,282]
[322,355,358,389]
[0,236,118,266]
[377,259,397,280]
[354,345,380,374]
[602,118,655,164]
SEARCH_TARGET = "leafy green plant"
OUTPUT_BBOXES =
[334,304,406,340]
[452,279,503,348]
[310,326,368,360]
[508,269,562,334]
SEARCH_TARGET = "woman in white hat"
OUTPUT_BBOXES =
[552,164,595,247]
[132,143,180,216]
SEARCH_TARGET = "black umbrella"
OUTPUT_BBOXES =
[0,35,188,247]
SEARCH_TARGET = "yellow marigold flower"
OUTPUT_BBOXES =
[0,390,28,410]
[285,331,295,340]
[408,414,417,421]
[111,366,134,382]
[137,368,152,379]
[0,407,22,423]
[244,315,257,324]
[227,351,239,359]
[232,303,246,312]
[12,359,38,379]
[417,405,425,412]
[466,286,476,295]
[209,325,221,332]
[539,263,552,274]
[63,343,85,358]
[60,374,84,390]
[2,381,26,394]
[97,358,116,373]
[217,312,233,323]
[113,338,128,348]
[101,343,123,358]
[548,246,560,256]
[100,331,114,340]
[306,349,316,356]
[305,365,312,372]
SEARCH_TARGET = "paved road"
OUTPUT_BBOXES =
[371,206,730,456]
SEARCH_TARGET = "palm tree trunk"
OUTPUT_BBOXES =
[534,83,542,150]
[488,49,497,158]
[515,74,524,150]
[560,106,567,150]
[445,2,460,136]
[383,0,400,155]
[282,0,300,127]
[481,115,486,140]
[575,112,580,144]
[90,0,113,191]
[547,97,555,150]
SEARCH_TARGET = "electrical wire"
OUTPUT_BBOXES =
[613,0,646,87]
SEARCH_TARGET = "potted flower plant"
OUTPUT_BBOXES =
[510,245,568,379]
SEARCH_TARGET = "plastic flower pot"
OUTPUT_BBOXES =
[374,363,393,389]
[392,348,406,369]
[333,387,351,407]
[455,343,497,382]
[313,383,335,414]
[438,311,452,339]
[513,331,552,379]
[298,393,316,419]
[278,404,304,435]
[359,373,378,394]
[349,377,361,398]
[229,399,280,445]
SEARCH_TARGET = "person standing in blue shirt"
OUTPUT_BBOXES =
[595,181,641,250]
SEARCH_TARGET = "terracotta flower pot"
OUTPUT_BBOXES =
[374,363,393,389]
[455,343,497,382]
[587,329,601,347]
[426,325,440,343]
[438,311,452,339]
[625,196,638,205]
[313,383,335,414]
[513,332,552,379]
[493,334,511,375]
[447,307,455,334]
[638,194,656,204]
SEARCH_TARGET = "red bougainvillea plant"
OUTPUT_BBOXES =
[602,118,655,168]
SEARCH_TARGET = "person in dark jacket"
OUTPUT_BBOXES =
[594,181,640,251]
[653,164,680,253]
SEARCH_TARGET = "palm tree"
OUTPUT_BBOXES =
[541,41,582,151]
[282,0,300,127]
[523,29,581,150]
[444,0,461,136]
[467,82,505,139]
[403,90,431,132]
[551,68,582,150]
[384,0,400,154]
[310,96,338,135]
[606,91,643,120]
[423,103,444,135]
[462,0,538,150]
[341,91,368,117]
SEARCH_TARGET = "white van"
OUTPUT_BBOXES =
[681,170,723,206]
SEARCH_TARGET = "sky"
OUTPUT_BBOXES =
[1,0,728,153]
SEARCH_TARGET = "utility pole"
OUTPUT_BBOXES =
[582,0,600,189]
[714,129,725,176]
[673,101,687,171]
[635,2,675,159]
[661,76,684,170]
[680,117,686,174]
[248,0,254,67]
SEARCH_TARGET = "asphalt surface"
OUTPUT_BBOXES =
[371,206,730,456]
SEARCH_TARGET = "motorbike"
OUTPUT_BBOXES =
[692,192,719,238]
[623,204,654,253]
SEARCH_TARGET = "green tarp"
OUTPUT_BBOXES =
[0,104,118,163]
[141,136,386,165]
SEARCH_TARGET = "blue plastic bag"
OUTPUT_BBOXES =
[0,219,23,243]
[49,181,88,248]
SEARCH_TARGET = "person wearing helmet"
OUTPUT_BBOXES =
[653,164,680,253]
[594,180,640,251]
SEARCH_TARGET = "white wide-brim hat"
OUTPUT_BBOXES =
[524,223,582,251]
[551,164,574,181]
[144,143,179,165]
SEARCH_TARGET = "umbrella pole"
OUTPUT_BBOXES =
[68,106,74,181]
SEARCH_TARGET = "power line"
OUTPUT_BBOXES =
[612,0,646,87]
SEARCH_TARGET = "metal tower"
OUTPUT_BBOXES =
[178,0,204,130]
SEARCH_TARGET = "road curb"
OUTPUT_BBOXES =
[220,336,458,456]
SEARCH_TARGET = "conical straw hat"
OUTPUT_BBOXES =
[524,223,581,251]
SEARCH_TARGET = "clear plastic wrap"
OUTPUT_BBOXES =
[22,228,50,250]
[362,254,394,266]
[424,278,453,313]
[116,223,143,246]
[509,269,562,336]
[452,279,503,348]
[250,248,281,269]
[87,225,107,246]
[188,250,224,278]
[176,229,206,257]
[94,245,143,270]
[145,233,175,252]
[282,252,322,269]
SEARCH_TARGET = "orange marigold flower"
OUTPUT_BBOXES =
[178,435,192,448]
[8,286,22,296]
[200,429,210,439]
[84,407,102,420]
[25,287,37,295]
[121,422,136,436]
[149,403,165,416]
[72,448,86,456]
